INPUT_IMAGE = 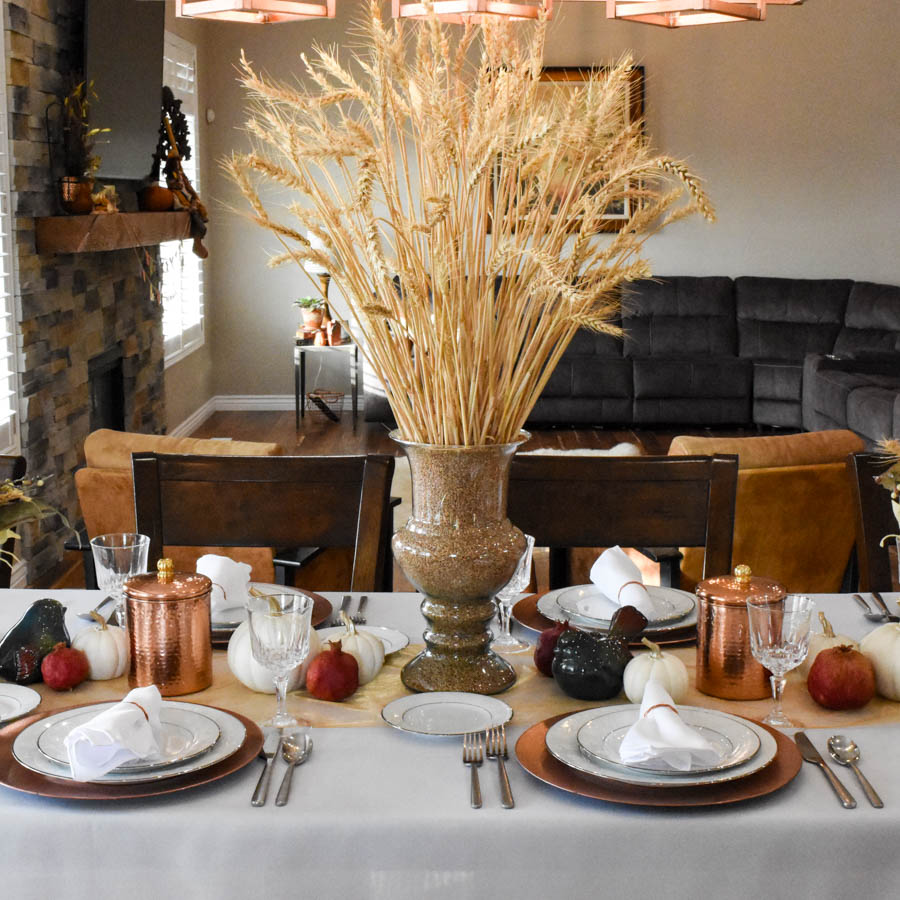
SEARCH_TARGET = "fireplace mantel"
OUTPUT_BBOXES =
[35,211,192,254]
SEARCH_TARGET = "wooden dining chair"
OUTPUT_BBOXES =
[0,454,27,589]
[847,451,899,593]
[132,453,395,592]
[507,454,738,590]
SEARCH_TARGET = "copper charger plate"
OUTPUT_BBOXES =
[0,703,263,800]
[515,711,801,807]
[512,592,697,646]
[212,588,331,648]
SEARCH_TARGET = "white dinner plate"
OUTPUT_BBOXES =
[545,707,776,788]
[557,584,695,626]
[36,705,221,772]
[0,684,41,724]
[536,586,698,634]
[381,692,512,736]
[211,582,307,628]
[316,625,409,655]
[576,705,761,775]
[13,701,246,784]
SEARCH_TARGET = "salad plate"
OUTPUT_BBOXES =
[13,701,246,784]
[316,624,409,655]
[36,705,221,773]
[556,584,695,626]
[0,684,41,724]
[576,705,760,775]
[545,707,775,788]
[381,692,512,736]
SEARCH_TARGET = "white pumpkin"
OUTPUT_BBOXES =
[227,620,321,694]
[337,611,384,685]
[800,611,857,676]
[860,622,900,700]
[72,613,129,680]
[623,637,689,704]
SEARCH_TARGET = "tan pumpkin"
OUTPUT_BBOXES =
[860,622,900,700]
[623,637,689,704]
[337,611,384,684]
[800,611,857,677]
[227,620,321,694]
[71,612,129,680]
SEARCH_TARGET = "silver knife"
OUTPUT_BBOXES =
[870,591,899,623]
[252,731,283,807]
[794,732,856,808]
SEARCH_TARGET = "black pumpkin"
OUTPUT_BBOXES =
[0,598,69,684]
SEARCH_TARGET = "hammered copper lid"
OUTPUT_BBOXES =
[696,564,785,608]
[124,558,212,601]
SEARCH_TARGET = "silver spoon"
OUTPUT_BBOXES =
[275,734,313,807]
[827,735,883,808]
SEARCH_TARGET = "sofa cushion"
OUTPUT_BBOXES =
[736,276,851,361]
[572,358,632,399]
[622,277,736,357]
[527,397,633,425]
[633,397,751,425]
[833,281,900,355]
[846,383,900,442]
[807,367,879,425]
[753,360,803,402]
[633,357,751,399]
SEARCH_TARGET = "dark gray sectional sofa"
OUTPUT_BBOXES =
[364,275,900,443]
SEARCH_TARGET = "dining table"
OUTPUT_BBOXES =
[1,586,899,899]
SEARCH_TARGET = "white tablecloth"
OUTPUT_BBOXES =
[1,589,898,899]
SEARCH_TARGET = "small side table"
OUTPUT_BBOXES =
[294,336,360,429]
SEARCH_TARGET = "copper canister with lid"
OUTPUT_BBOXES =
[124,558,212,695]
[695,564,786,700]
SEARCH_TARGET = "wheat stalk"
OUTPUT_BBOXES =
[228,2,714,446]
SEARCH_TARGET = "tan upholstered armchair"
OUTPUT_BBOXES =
[74,429,282,581]
[668,429,865,593]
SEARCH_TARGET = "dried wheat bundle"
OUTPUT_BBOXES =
[227,1,714,446]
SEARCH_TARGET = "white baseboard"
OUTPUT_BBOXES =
[170,394,360,435]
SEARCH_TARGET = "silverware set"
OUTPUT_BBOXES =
[794,731,882,808]
[852,591,899,623]
[252,729,313,807]
[464,725,513,809]
[325,594,368,627]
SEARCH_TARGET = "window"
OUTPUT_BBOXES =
[161,32,204,365]
[0,42,19,453]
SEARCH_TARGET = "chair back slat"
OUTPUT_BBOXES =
[847,452,897,593]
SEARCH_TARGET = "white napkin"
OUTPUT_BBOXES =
[618,681,720,772]
[589,546,665,620]
[64,685,163,781]
[196,553,251,616]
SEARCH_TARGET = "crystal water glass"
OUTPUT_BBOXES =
[246,593,314,730]
[746,593,813,727]
[492,534,535,654]
[90,533,150,629]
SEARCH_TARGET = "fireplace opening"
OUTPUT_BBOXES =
[88,347,125,432]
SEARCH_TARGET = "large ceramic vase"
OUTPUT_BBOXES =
[391,431,528,694]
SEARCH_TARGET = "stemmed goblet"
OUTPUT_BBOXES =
[246,593,314,730]
[89,533,150,629]
[491,534,535,654]
[746,593,813,727]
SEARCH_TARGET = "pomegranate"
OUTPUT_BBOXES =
[306,639,359,701]
[534,620,572,677]
[807,645,876,710]
[40,642,89,691]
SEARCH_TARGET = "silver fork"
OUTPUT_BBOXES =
[351,594,369,625]
[485,725,514,808]
[326,594,352,627]
[463,731,483,809]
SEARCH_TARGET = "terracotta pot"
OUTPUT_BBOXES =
[327,321,342,345]
[302,308,324,329]
[59,176,94,215]
[138,184,175,212]
[391,431,529,694]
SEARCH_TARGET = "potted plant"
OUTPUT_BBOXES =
[58,81,108,214]
[294,297,325,331]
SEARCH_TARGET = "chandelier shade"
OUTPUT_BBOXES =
[391,0,553,23]
[174,0,336,23]
[605,0,765,26]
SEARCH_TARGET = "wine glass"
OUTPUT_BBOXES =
[90,533,150,629]
[746,593,813,727]
[491,534,535,654]
[246,592,314,730]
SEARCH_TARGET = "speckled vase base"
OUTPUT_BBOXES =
[391,432,528,695]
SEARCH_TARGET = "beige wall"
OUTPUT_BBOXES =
[166,0,900,410]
